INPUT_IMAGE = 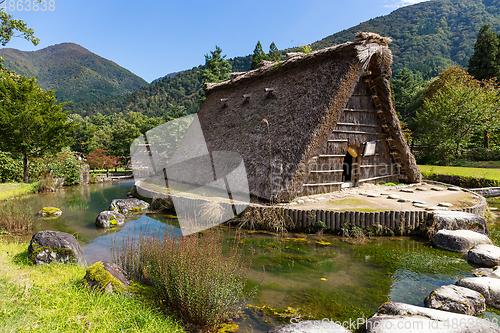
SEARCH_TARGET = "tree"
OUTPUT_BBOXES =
[413,66,500,165]
[391,68,425,121]
[87,149,121,177]
[468,23,500,81]
[0,0,39,47]
[268,42,280,62]
[0,72,78,182]
[251,41,269,69]
[200,46,232,84]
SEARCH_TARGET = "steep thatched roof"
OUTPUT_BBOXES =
[194,32,420,201]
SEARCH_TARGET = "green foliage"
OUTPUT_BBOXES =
[413,66,500,165]
[300,44,312,56]
[251,41,269,69]
[468,23,500,80]
[268,42,281,62]
[391,67,425,121]
[0,6,38,46]
[115,227,252,332]
[200,45,232,84]
[0,71,79,182]
[0,151,22,182]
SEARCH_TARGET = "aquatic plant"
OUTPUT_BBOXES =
[0,197,38,234]
[114,226,252,332]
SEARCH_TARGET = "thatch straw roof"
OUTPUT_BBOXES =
[194,32,421,201]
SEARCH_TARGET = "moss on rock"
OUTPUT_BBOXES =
[84,261,127,294]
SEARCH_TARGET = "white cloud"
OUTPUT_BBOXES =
[384,0,429,9]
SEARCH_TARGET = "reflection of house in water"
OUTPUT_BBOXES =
[194,32,421,202]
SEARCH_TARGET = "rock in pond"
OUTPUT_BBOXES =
[468,244,500,267]
[432,229,492,253]
[424,284,486,315]
[472,266,500,278]
[84,261,130,294]
[267,320,350,333]
[428,211,488,235]
[364,301,500,332]
[456,277,500,309]
[95,210,125,228]
[38,206,62,218]
[28,230,83,265]
[109,198,149,214]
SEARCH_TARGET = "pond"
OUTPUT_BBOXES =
[18,181,500,332]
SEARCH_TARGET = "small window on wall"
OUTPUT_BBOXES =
[364,141,376,156]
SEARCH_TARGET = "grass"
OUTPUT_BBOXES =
[0,197,38,234]
[418,165,500,181]
[0,182,37,201]
[0,239,186,333]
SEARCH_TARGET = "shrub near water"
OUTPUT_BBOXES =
[114,226,252,332]
[0,197,37,233]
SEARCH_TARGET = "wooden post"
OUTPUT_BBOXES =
[335,211,341,230]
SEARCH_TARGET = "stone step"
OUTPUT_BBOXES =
[432,229,492,253]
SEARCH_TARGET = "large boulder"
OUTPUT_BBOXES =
[95,210,125,228]
[364,302,500,333]
[268,320,350,333]
[456,277,500,309]
[84,261,130,294]
[28,230,83,265]
[109,198,149,215]
[468,244,500,267]
[427,211,488,236]
[424,284,486,315]
[432,229,492,253]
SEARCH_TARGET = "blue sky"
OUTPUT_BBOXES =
[2,0,428,82]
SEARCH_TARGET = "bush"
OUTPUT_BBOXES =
[114,226,252,332]
[0,151,23,182]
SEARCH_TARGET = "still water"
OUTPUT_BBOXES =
[21,181,500,332]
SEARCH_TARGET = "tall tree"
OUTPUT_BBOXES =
[413,66,500,165]
[200,46,232,84]
[0,71,78,182]
[251,41,269,69]
[268,42,280,62]
[468,23,500,81]
[391,67,425,121]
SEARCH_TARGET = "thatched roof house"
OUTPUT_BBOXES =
[196,32,421,202]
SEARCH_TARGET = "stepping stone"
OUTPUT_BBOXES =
[397,198,411,202]
[400,188,414,193]
[432,229,492,253]
[472,267,500,279]
[416,187,428,191]
[456,277,500,309]
[364,301,500,333]
[413,203,428,208]
[424,284,486,315]
[438,202,453,207]
[359,192,369,196]
[380,192,391,196]
[388,194,400,199]
[304,199,316,203]
[426,206,448,211]
[367,193,380,198]
[431,187,445,191]
[448,186,461,191]
[289,202,297,205]
[468,244,500,267]
[429,211,488,235]
[413,200,426,205]
[268,320,350,333]
[296,200,304,204]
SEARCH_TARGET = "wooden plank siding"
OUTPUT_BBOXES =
[303,77,399,195]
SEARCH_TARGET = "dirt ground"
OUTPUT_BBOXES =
[284,183,480,212]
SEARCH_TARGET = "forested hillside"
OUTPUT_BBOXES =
[64,0,500,115]
[0,43,148,103]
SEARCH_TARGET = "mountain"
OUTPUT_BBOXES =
[68,0,500,116]
[0,43,148,103]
